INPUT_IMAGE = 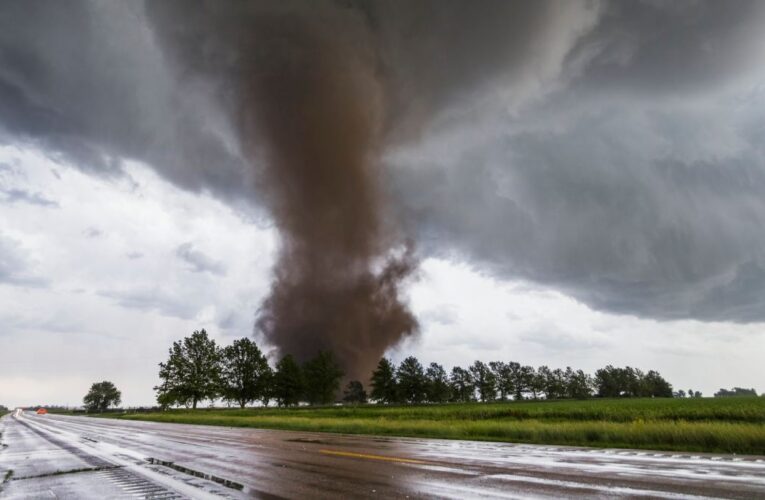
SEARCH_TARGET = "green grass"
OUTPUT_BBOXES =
[111,397,765,455]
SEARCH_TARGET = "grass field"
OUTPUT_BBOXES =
[112,397,765,454]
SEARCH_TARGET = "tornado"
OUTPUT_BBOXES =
[237,7,418,380]
[145,0,597,380]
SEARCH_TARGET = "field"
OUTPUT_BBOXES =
[112,397,765,454]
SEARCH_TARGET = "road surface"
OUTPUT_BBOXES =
[1,410,764,499]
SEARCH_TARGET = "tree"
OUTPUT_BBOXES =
[507,362,531,400]
[83,381,122,412]
[273,354,303,407]
[540,367,567,400]
[643,370,673,398]
[425,362,451,403]
[594,365,624,397]
[449,366,475,402]
[220,338,271,408]
[259,365,275,407]
[714,387,758,397]
[370,358,398,404]
[489,362,514,400]
[155,329,222,409]
[397,356,427,403]
[469,361,496,402]
[565,367,593,399]
[529,367,547,400]
[343,380,368,404]
[303,351,344,405]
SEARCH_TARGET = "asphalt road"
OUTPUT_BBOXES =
[1,411,764,499]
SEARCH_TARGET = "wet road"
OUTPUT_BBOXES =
[1,411,764,499]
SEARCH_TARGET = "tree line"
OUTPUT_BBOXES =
[714,387,759,397]
[154,330,675,408]
[155,330,344,409]
[367,358,674,404]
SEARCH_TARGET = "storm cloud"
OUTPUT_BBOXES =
[1,0,765,346]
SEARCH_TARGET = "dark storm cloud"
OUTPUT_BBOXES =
[391,0,765,323]
[2,0,765,332]
[0,0,251,200]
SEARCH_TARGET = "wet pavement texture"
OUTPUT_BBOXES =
[1,411,764,499]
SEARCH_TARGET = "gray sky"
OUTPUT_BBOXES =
[1,1,764,406]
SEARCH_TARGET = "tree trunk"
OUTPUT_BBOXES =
[192,397,198,409]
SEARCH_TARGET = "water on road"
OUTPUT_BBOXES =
[1,410,764,499]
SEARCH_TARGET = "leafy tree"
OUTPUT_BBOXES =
[370,358,398,404]
[273,354,303,407]
[595,366,671,398]
[528,367,546,399]
[303,351,344,405]
[397,356,427,403]
[220,338,271,408]
[489,361,514,400]
[469,360,496,402]
[507,362,532,400]
[643,370,673,397]
[674,389,687,398]
[83,381,122,412]
[565,367,593,399]
[155,329,222,409]
[714,387,758,397]
[425,362,451,403]
[259,366,275,407]
[449,366,475,402]
[541,367,567,400]
[343,380,368,404]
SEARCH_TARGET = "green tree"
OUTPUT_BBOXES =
[489,361,515,400]
[507,362,529,400]
[397,356,426,403]
[303,351,344,405]
[544,368,567,400]
[425,362,451,403]
[564,367,593,399]
[342,380,368,404]
[449,366,475,402]
[594,365,623,397]
[273,354,303,407]
[370,358,398,404]
[643,370,673,398]
[714,387,758,397]
[154,329,222,409]
[469,360,496,402]
[259,365,275,407]
[83,381,122,412]
[220,338,271,408]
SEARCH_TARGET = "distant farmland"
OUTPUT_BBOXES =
[111,397,765,454]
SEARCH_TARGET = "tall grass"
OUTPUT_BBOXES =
[114,397,765,454]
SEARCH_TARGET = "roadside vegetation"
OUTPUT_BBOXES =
[103,330,765,454]
[115,397,765,454]
[152,330,677,410]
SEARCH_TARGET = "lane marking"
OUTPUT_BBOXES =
[318,449,430,464]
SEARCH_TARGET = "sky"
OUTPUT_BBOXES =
[1,0,765,406]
